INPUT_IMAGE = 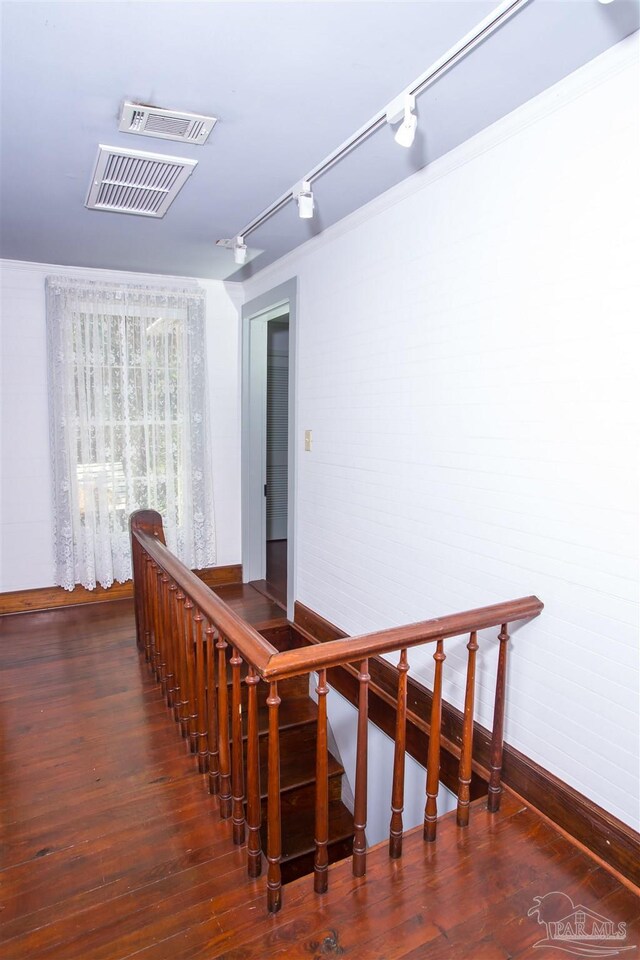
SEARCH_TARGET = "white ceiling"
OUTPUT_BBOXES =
[0,1,637,282]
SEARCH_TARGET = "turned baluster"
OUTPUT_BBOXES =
[153,565,164,683]
[206,622,219,794]
[352,658,370,878]
[167,581,180,715]
[488,623,509,813]
[424,638,445,842]
[152,570,164,690]
[175,590,190,738]
[142,556,153,663]
[143,558,154,669]
[131,535,144,652]
[142,553,153,663]
[151,567,161,681]
[147,562,160,679]
[174,588,188,733]
[230,646,246,845]
[194,609,208,774]
[314,669,329,893]
[216,631,232,819]
[161,576,175,709]
[389,649,409,859]
[183,597,198,753]
[148,560,161,678]
[457,631,478,827]
[245,666,262,878]
[156,573,170,698]
[266,681,282,913]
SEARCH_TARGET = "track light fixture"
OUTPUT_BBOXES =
[294,180,314,219]
[216,235,264,269]
[386,93,417,148]
[395,102,417,148]
[233,235,247,265]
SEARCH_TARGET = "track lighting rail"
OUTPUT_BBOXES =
[222,0,531,256]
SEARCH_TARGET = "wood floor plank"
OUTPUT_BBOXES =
[0,838,245,945]
[7,859,249,960]
[1,775,212,870]
[0,803,233,926]
[119,801,559,960]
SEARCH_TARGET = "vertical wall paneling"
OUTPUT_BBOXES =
[242,36,640,829]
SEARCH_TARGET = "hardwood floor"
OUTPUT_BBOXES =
[1,594,638,959]
[250,538,287,609]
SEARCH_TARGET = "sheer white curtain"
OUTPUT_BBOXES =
[46,277,216,590]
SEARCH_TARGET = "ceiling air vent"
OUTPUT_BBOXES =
[119,101,217,144]
[86,145,197,218]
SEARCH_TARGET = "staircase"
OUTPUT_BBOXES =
[130,508,544,913]
[225,628,355,884]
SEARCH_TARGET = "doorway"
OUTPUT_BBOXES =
[241,278,297,618]
[264,318,289,605]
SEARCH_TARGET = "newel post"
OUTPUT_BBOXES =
[129,510,167,651]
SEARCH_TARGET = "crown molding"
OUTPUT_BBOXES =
[0,258,205,288]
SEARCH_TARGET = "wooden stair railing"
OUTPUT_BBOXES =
[130,509,544,914]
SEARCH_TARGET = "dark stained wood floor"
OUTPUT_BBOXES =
[1,591,638,959]
[249,538,288,609]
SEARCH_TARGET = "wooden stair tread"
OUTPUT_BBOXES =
[277,797,354,861]
[259,789,355,884]
[258,725,343,798]
[203,623,355,887]
[252,695,317,738]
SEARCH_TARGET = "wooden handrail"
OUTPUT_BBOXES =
[256,595,543,680]
[131,511,278,671]
[130,508,544,915]
[132,511,541,683]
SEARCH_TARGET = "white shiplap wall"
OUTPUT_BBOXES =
[0,260,242,591]
[242,35,640,828]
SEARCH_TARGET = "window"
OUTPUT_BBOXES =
[46,278,215,590]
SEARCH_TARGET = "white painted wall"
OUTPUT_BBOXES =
[242,35,640,830]
[0,260,242,591]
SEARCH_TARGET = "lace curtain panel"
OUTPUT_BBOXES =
[46,277,216,590]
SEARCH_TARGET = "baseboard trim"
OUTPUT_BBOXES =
[0,564,243,616]
[195,564,243,590]
[293,601,640,890]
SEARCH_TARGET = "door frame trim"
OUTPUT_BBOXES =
[241,278,297,618]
